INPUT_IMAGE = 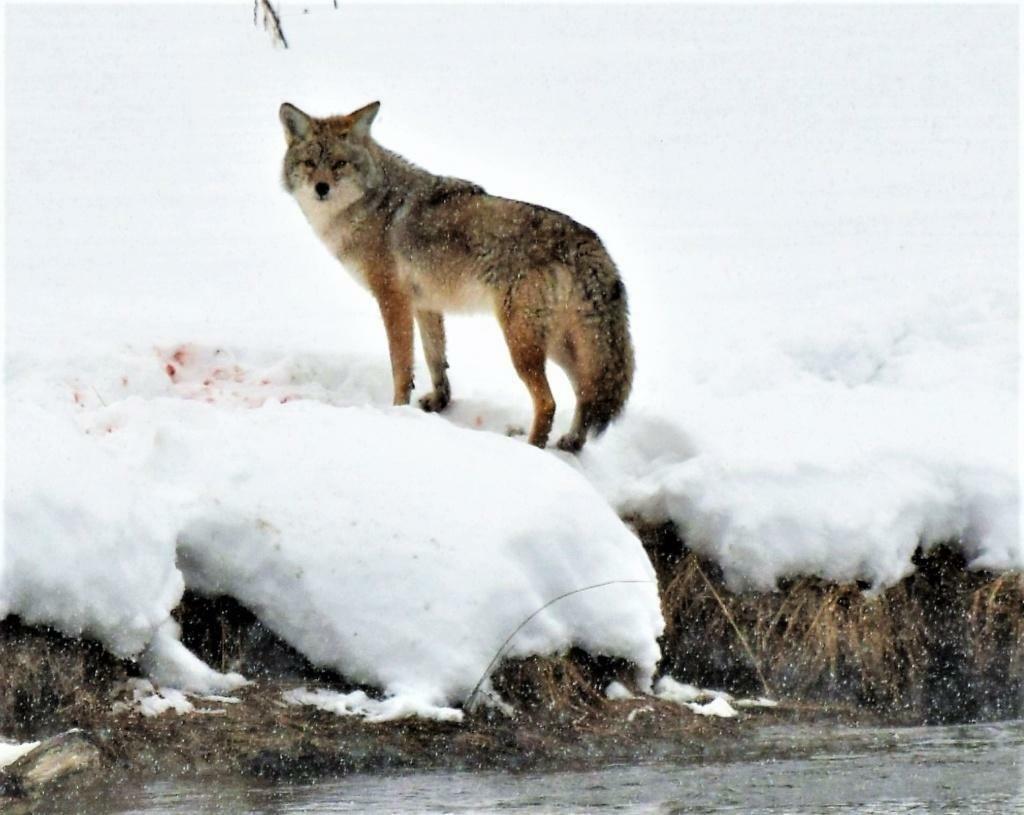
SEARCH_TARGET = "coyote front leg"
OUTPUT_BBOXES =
[416,309,451,412]
[375,283,415,406]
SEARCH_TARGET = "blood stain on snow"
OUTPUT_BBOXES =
[165,364,177,379]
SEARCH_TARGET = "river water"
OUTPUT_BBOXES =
[43,720,1024,813]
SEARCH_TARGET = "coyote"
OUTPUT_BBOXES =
[279,101,634,451]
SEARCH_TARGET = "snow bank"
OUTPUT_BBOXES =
[579,288,1020,589]
[2,392,185,657]
[4,345,663,706]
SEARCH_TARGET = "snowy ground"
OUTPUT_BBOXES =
[3,6,1019,707]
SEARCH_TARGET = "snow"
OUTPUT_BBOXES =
[605,681,636,701]
[652,678,707,705]
[734,698,779,710]
[683,697,739,720]
[140,620,248,694]
[4,343,662,705]
[3,5,1019,706]
[109,679,243,716]
[0,741,41,770]
[111,678,240,718]
[652,677,765,718]
[282,687,464,724]
[130,683,195,719]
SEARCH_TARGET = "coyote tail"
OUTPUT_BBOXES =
[572,236,635,436]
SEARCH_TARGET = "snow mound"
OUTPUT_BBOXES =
[3,346,664,709]
[580,290,1020,589]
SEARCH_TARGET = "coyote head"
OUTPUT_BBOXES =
[279,101,382,211]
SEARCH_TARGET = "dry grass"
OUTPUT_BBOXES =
[967,572,1024,694]
[659,554,926,710]
[639,521,1023,722]
[487,650,627,716]
[0,618,131,739]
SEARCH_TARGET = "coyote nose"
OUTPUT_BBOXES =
[315,182,330,199]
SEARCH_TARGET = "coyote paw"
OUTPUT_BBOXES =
[555,433,584,453]
[418,389,450,413]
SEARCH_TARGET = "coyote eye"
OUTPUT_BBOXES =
[303,160,316,169]
[332,160,348,171]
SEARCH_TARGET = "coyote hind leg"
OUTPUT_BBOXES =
[499,310,555,448]
[556,403,591,452]
[550,329,592,452]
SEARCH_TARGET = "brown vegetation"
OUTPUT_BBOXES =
[638,521,1024,723]
[0,618,130,740]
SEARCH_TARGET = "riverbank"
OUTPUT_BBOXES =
[0,634,810,812]
[16,720,1024,815]
[2,527,1019,809]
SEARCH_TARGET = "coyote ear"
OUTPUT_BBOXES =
[348,101,380,138]
[280,103,314,143]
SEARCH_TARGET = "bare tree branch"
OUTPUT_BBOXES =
[254,0,288,49]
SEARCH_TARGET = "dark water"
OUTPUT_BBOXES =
[44,721,1024,813]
